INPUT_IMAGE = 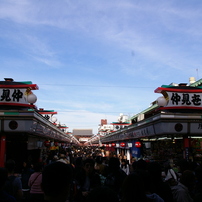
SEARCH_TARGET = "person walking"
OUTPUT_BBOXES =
[28,162,44,202]
[0,167,16,202]
[74,158,101,201]
[148,161,174,202]
[120,159,130,175]
[41,161,73,202]
[3,159,23,202]
[21,161,34,201]
[170,170,195,202]
[104,157,127,200]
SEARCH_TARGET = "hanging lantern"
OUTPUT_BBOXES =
[111,143,116,147]
[106,144,109,147]
[135,141,141,148]
[120,142,126,147]
[27,93,37,104]
[44,140,50,147]
[51,116,57,123]
[156,96,167,107]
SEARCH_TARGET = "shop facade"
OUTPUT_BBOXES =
[92,79,202,164]
[0,78,77,170]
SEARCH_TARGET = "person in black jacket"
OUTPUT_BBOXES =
[148,161,174,202]
[0,167,16,202]
[3,159,23,201]
[41,161,73,202]
[104,157,127,200]
[74,158,101,202]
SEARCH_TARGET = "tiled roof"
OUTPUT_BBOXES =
[190,78,202,87]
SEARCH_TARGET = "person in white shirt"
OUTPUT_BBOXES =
[120,159,130,175]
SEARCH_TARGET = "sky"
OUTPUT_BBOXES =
[1,0,202,135]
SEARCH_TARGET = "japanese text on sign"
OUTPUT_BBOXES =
[167,92,202,107]
[0,89,27,104]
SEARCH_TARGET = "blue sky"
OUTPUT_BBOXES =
[1,0,202,134]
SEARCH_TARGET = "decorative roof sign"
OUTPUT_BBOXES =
[155,85,202,110]
[37,109,58,122]
[0,78,38,108]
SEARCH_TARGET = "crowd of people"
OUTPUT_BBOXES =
[0,146,202,202]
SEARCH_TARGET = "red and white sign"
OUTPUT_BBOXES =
[120,142,126,147]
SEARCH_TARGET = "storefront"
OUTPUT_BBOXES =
[0,78,76,169]
[97,80,202,164]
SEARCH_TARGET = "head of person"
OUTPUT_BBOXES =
[83,158,95,174]
[148,161,162,181]
[52,155,59,161]
[41,162,73,202]
[135,159,148,171]
[108,157,120,171]
[59,153,66,159]
[121,159,127,164]
[95,156,103,165]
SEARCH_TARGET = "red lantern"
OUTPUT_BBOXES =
[135,141,141,148]
[120,142,126,147]
[44,140,50,147]
[54,142,59,146]
[106,144,109,147]
[111,143,116,147]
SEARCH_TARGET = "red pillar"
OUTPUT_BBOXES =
[0,135,6,167]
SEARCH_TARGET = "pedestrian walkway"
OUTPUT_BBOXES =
[1,146,202,202]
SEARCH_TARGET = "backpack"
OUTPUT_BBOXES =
[3,175,16,196]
